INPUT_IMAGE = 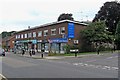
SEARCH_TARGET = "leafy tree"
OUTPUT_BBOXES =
[93,1,120,34]
[80,21,113,53]
[58,13,74,21]
[1,31,16,38]
[115,21,120,50]
[1,31,8,38]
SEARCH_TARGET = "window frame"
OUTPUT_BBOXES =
[21,34,24,38]
[51,28,56,35]
[28,33,32,38]
[33,32,36,37]
[44,30,48,36]
[59,27,65,34]
[38,31,42,37]
[24,33,27,38]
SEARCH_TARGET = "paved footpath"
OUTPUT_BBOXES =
[15,52,96,60]
[0,57,7,80]
[15,51,118,60]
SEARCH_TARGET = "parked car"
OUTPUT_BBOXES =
[0,48,5,56]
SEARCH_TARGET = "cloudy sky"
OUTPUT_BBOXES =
[0,0,115,33]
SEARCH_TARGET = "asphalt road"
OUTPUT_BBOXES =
[1,52,118,78]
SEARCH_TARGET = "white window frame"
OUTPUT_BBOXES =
[44,30,48,36]
[21,34,23,38]
[33,32,36,37]
[16,35,18,39]
[59,27,65,34]
[28,33,32,38]
[38,31,42,37]
[51,28,56,35]
[24,34,27,38]
[59,28,61,34]
[18,35,20,38]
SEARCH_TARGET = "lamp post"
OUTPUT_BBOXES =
[113,38,116,52]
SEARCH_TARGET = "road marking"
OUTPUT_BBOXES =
[111,67,118,70]
[106,56,118,59]
[73,63,79,65]
[0,74,7,80]
[72,62,118,70]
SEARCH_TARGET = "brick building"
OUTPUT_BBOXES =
[2,34,15,51]
[15,20,87,53]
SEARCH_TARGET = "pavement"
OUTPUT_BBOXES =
[14,51,118,60]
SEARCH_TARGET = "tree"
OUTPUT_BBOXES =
[93,1,120,34]
[1,31,16,38]
[80,21,113,53]
[58,13,74,21]
[115,21,120,50]
[1,31,8,38]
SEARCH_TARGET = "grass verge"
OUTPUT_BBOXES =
[48,50,118,56]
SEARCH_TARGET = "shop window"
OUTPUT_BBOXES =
[33,32,36,37]
[44,30,48,36]
[51,29,56,35]
[38,31,42,37]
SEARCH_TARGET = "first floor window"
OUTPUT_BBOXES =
[59,27,65,34]
[18,35,20,38]
[33,32,36,37]
[38,31,42,37]
[21,34,23,38]
[44,30,48,36]
[24,34,27,38]
[51,29,56,35]
[16,35,18,39]
[28,33,32,38]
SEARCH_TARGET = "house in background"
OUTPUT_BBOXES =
[2,34,15,52]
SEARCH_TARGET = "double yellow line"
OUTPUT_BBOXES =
[0,74,7,80]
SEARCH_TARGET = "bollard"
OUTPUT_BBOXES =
[75,52,77,57]
[41,53,43,58]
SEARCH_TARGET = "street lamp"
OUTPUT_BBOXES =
[113,38,116,52]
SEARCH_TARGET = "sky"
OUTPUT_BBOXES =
[0,0,116,34]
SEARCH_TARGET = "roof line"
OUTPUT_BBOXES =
[16,20,88,33]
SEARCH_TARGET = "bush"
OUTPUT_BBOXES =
[63,45,71,54]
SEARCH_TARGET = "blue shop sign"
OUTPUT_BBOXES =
[50,38,68,43]
[68,23,74,38]
[32,40,37,44]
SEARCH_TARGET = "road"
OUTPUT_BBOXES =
[1,52,118,79]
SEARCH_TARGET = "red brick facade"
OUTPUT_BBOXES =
[14,20,87,53]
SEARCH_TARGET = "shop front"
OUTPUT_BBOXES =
[15,39,37,51]
[37,40,49,53]
[49,38,68,54]
[37,38,68,53]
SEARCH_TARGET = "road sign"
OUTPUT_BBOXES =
[68,23,75,38]
[70,49,79,53]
